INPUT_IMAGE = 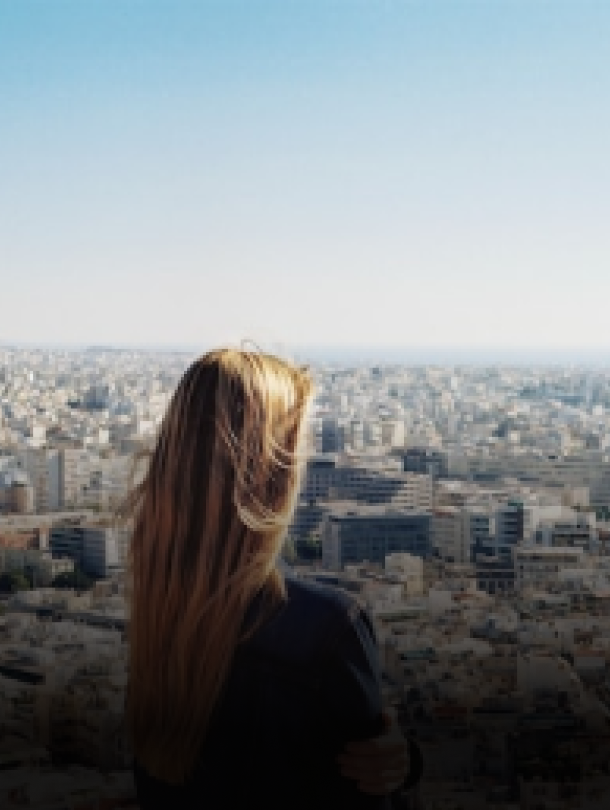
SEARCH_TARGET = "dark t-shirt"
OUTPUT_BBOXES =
[133,571,392,809]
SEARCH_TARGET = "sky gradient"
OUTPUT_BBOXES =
[1,1,609,358]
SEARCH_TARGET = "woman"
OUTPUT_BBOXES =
[119,348,422,809]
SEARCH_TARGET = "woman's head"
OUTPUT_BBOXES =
[122,348,313,783]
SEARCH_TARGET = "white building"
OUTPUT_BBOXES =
[431,508,469,563]
[513,546,586,592]
[384,552,424,597]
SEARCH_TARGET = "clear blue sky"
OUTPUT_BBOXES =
[1,1,609,356]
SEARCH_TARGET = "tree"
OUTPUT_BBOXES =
[52,567,93,591]
[298,533,322,561]
[281,536,298,566]
[0,571,31,594]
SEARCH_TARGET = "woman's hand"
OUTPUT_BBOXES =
[337,708,411,796]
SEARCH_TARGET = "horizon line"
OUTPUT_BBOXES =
[1,339,609,365]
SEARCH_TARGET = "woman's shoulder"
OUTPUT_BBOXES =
[239,569,367,662]
[283,570,364,621]
[280,571,384,739]
[286,570,376,642]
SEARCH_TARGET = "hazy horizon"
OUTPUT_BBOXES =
[1,338,609,367]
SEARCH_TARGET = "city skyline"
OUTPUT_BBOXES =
[3,337,610,803]
[2,338,610,367]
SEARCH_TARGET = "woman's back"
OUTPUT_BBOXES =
[123,350,401,806]
[134,571,391,810]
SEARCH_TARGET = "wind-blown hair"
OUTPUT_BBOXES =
[117,349,313,784]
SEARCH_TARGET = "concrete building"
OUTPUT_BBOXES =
[475,555,516,596]
[321,504,432,571]
[380,419,405,448]
[431,508,469,563]
[59,448,90,509]
[49,523,121,578]
[534,512,597,551]
[384,552,424,597]
[81,527,120,578]
[299,455,433,511]
[464,507,496,560]
[401,447,449,479]
[0,476,35,514]
[494,500,525,562]
[17,448,61,513]
[513,546,586,592]
[320,417,345,454]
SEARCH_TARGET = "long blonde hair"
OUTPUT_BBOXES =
[117,349,313,783]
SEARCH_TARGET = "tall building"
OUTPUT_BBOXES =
[494,500,525,562]
[513,546,585,592]
[17,448,61,513]
[401,448,449,479]
[299,456,433,511]
[49,523,121,578]
[431,508,469,563]
[464,508,496,561]
[81,527,120,578]
[321,417,345,453]
[380,419,405,448]
[384,552,424,597]
[534,513,597,551]
[321,505,432,571]
[0,474,35,514]
[59,448,90,509]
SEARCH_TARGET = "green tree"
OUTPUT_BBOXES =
[52,567,93,591]
[298,533,322,561]
[281,536,298,565]
[0,571,31,594]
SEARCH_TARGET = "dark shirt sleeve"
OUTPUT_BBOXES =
[404,737,423,790]
[319,601,392,809]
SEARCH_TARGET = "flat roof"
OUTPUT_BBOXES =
[328,502,431,518]
[515,546,585,556]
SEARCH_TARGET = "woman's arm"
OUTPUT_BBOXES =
[338,708,423,796]
[320,601,393,808]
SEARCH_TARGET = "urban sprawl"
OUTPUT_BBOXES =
[2,346,610,808]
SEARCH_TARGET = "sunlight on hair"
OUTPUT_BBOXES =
[116,347,314,783]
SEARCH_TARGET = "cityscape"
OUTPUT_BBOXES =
[3,1,610,806]
[2,345,610,807]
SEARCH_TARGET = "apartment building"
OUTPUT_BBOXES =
[0,477,34,514]
[17,447,62,513]
[320,417,346,453]
[494,500,525,562]
[464,507,496,560]
[384,552,424,597]
[534,512,597,550]
[400,447,449,479]
[300,455,433,510]
[513,546,586,592]
[321,504,432,571]
[49,523,120,578]
[59,448,90,509]
[431,507,469,563]
[466,450,610,495]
